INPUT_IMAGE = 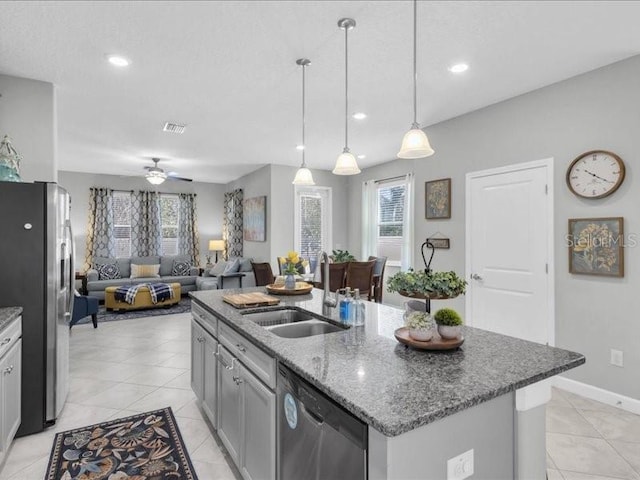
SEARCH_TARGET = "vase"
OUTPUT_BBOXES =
[409,327,434,342]
[438,325,461,340]
[284,274,296,290]
[0,136,22,183]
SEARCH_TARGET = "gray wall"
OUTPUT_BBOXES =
[58,171,225,270]
[228,164,349,272]
[348,55,640,399]
[0,74,57,182]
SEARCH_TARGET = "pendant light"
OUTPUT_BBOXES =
[332,18,361,176]
[397,0,434,159]
[292,58,315,185]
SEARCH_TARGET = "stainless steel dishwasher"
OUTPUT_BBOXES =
[277,364,367,480]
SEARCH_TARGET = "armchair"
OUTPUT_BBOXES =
[70,295,99,329]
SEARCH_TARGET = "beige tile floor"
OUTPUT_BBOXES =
[1,311,639,480]
[547,387,640,480]
[0,312,239,480]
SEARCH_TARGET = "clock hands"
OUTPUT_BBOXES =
[583,169,614,183]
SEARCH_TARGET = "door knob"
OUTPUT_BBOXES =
[471,273,483,281]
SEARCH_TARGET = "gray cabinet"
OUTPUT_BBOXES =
[0,317,21,469]
[190,319,206,401]
[202,333,218,428]
[239,363,276,480]
[217,346,242,465]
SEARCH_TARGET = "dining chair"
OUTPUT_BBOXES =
[368,256,388,303]
[319,262,348,292]
[251,262,275,287]
[345,260,376,300]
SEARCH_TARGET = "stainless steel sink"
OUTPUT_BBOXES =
[241,309,347,338]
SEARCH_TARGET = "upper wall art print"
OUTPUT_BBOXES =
[425,178,451,219]
[568,217,624,277]
[243,196,267,242]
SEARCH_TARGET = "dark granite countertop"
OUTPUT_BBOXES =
[0,307,22,333]
[190,288,584,437]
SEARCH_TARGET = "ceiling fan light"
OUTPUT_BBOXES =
[292,167,315,185]
[397,127,434,159]
[146,171,167,185]
[332,150,361,175]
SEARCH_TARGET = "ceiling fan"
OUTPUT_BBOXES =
[144,158,193,185]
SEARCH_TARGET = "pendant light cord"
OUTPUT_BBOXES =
[301,62,306,168]
[412,0,418,127]
[344,24,349,151]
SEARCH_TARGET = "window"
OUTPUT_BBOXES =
[376,180,405,264]
[113,191,132,258]
[111,192,180,257]
[294,186,332,262]
[160,194,180,255]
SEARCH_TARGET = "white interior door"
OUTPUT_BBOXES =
[465,159,554,345]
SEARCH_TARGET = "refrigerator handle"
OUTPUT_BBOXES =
[66,221,75,317]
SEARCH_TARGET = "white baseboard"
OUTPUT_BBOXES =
[554,376,640,416]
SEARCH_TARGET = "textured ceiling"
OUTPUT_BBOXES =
[1,1,639,184]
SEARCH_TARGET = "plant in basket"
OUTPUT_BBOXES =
[387,269,467,299]
[434,308,463,339]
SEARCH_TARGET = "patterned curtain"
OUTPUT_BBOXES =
[223,189,243,259]
[178,193,199,265]
[130,191,162,257]
[84,188,115,270]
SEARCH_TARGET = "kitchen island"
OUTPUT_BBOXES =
[190,288,584,480]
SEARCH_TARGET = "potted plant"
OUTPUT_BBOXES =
[434,308,463,340]
[387,269,467,299]
[406,311,435,342]
[330,249,356,263]
[283,251,301,289]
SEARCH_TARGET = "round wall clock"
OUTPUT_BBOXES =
[566,150,625,199]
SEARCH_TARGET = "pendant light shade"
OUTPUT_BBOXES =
[333,18,360,176]
[293,58,315,185]
[397,0,434,159]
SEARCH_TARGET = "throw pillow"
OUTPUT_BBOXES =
[130,263,161,279]
[172,260,192,276]
[224,258,240,274]
[95,262,121,280]
[210,261,227,276]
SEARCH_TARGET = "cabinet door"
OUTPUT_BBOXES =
[217,346,241,465]
[190,319,205,401]
[202,334,218,428]
[1,339,21,452]
[240,364,276,480]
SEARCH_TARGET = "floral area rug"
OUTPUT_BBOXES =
[75,298,192,326]
[45,407,198,480]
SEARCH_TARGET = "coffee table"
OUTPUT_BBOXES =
[104,283,181,311]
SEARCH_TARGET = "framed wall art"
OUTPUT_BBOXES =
[568,217,624,277]
[425,178,451,219]
[243,196,267,242]
[427,237,450,249]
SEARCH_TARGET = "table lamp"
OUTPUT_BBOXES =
[208,239,225,264]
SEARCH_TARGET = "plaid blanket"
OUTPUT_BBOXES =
[113,283,175,304]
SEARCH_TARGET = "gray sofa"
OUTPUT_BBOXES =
[86,255,199,300]
[196,257,256,291]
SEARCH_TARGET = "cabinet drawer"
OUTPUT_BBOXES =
[192,302,217,338]
[219,322,276,390]
[0,317,21,359]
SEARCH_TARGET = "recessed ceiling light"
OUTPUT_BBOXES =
[352,112,367,120]
[296,145,305,150]
[357,154,366,159]
[107,55,131,67]
[448,63,469,74]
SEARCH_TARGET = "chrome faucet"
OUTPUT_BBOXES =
[319,251,337,315]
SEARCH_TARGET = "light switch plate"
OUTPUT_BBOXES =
[610,349,624,367]
[447,449,474,480]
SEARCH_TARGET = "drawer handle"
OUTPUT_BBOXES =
[236,343,246,353]
[197,337,205,343]
[0,338,10,346]
[213,344,221,357]
[3,365,13,375]
[233,375,243,386]
[219,355,237,371]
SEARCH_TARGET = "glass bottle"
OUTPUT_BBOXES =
[352,288,365,326]
[339,288,353,324]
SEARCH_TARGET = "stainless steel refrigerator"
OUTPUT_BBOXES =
[0,182,73,436]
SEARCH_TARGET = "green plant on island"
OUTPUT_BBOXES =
[331,249,356,263]
[406,311,435,330]
[387,269,467,298]
[434,308,463,326]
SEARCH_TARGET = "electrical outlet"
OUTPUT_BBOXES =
[447,449,474,480]
[610,349,624,367]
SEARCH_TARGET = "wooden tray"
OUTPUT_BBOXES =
[265,283,313,296]
[223,292,281,309]
[398,290,457,300]
[394,327,464,351]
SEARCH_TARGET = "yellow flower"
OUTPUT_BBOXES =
[286,251,300,264]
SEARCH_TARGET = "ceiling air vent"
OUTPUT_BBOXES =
[163,122,186,134]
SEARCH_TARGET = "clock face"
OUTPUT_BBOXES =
[566,150,625,199]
